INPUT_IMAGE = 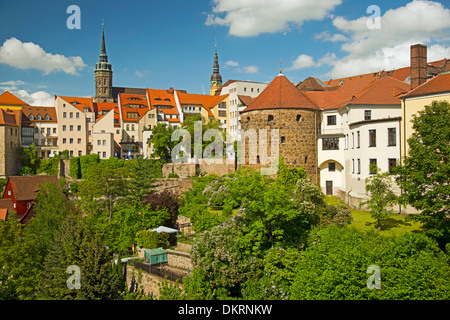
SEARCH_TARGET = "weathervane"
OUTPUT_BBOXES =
[280,59,282,74]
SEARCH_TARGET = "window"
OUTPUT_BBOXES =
[131,124,135,131]
[47,128,51,135]
[369,159,377,174]
[352,159,355,174]
[351,132,354,148]
[76,113,80,119]
[63,138,66,144]
[296,114,302,122]
[369,129,376,147]
[127,112,139,119]
[327,115,336,125]
[34,127,38,133]
[53,128,56,134]
[328,162,336,172]
[388,158,397,174]
[388,128,396,146]
[268,115,274,122]
[77,125,81,131]
[88,130,91,136]
[69,138,73,144]
[244,87,246,92]
[103,152,106,158]
[41,128,45,133]
[63,112,67,118]
[357,131,360,148]
[97,140,101,146]
[45,114,50,121]
[77,138,81,144]
[70,112,73,118]
[70,125,73,131]
[102,140,106,146]
[70,150,73,157]
[78,151,82,156]
[36,114,42,120]
[365,110,371,121]
[322,137,339,150]
[126,124,130,131]
[281,136,285,143]
[29,114,34,120]
[62,125,66,131]
[357,159,361,174]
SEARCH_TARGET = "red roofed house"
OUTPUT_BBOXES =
[0,175,60,222]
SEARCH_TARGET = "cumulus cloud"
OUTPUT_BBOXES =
[205,0,342,37]
[0,80,26,91]
[225,59,259,73]
[0,37,87,75]
[13,89,54,106]
[314,30,348,42]
[242,65,259,73]
[287,52,337,71]
[225,60,239,67]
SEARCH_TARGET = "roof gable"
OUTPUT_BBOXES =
[0,91,29,106]
[403,72,450,99]
[7,175,61,201]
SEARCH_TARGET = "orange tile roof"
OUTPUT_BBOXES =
[0,91,29,106]
[0,108,21,126]
[8,175,61,201]
[0,208,7,221]
[303,91,354,110]
[403,72,450,98]
[237,95,253,106]
[351,76,409,105]
[176,91,227,117]
[242,74,318,113]
[95,102,117,121]
[22,106,57,122]
[119,93,150,122]
[60,96,94,113]
[147,89,179,116]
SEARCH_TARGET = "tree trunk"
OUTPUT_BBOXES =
[377,219,381,231]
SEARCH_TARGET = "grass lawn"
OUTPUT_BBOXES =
[325,196,423,236]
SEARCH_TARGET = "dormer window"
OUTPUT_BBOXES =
[37,114,42,120]
[44,114,50,121]
[29,114,34,120]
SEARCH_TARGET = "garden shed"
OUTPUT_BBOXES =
[144,248,168,265]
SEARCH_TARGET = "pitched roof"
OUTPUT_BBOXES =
[7,175,60,201]
[242,74,318,113]
[176,91,227,117]
[95,102,117,121]
[21,106,57,122]
[60,96,94,113]
[237,95,253,106]
[119,93,150,122]
[402,72,450,99]
[350,76,410,105]
[0,108,21,126]
[0,198,14,221]
[297,77,331,91]
[0,91,29,106]
[147,89,179,115]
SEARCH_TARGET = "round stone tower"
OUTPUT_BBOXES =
[240,73,320,182]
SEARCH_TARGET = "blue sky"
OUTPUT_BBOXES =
[0,0,449,106]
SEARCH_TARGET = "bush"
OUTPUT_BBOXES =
[69,157,81,179]
[143,190,180,228]
[167,173,179,178]
[80,154,99,179]
[69,182,79,193]
[135,230,169,249]
[290,225,450,300]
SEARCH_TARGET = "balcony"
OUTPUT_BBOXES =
[321,125,344,136]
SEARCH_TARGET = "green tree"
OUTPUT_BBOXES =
[360,164,398,231]
[395,100,450,247]
[78,162,129,220]
[290,225,450,300]
[149,123,176,160]
[17,143,40,175]
[127,157,157,204]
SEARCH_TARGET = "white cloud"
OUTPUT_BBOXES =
[287,54,318,70]
[135,70,149,78]
[0,80,26,91]
[0,37,86,75]
[225,60,239,67]
[314,0,450,78]
[13,89,54,106]
[242,65,258,73]
[206,0,342,37]
[314,30,348,42]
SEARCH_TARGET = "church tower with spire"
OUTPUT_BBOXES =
[94,21,113,103]
[210,41,222,95]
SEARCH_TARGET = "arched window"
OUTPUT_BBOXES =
[45,114,50,121]
[37,114,42,120]
[296,114,302,122]
[268,115,274,122]
[247,117,250,122]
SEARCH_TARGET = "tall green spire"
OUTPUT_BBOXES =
[210,39,222,87]
[99,20,108,62]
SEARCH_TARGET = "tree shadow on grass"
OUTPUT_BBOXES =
[364,217,414,231]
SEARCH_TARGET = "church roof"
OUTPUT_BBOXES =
[242,74,318,113]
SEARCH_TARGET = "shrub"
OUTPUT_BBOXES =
[290,225,450,300]
[135,230,169,249]
[167,173,179,178]
[69,157,81,179]
[80,154,99,179]
[69,182,79,193]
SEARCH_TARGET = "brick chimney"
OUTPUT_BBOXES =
[410,44,427,90]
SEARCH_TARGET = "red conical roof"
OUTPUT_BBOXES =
[242,74,317,113]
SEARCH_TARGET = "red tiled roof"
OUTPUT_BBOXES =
[402,72,450,99]
[176,91,227,117]
[60,96,94,113]
[0,208,7,221]
[147,89,179,115]
[242,74,318,113]
[237,95,253,106]
[7,175,60,201]
[0,108,21,126]
[351,76,409,105]
[95,102,117,121]
[21,106,57,122]
[119,93,150,122]
[0,91,29,106]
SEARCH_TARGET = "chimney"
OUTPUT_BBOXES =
[410,44,427,90]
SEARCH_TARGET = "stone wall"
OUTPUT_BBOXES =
[241,108,320,183]
[125,264,171,299]
[166,249,192,271]
[153,178,193,195]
